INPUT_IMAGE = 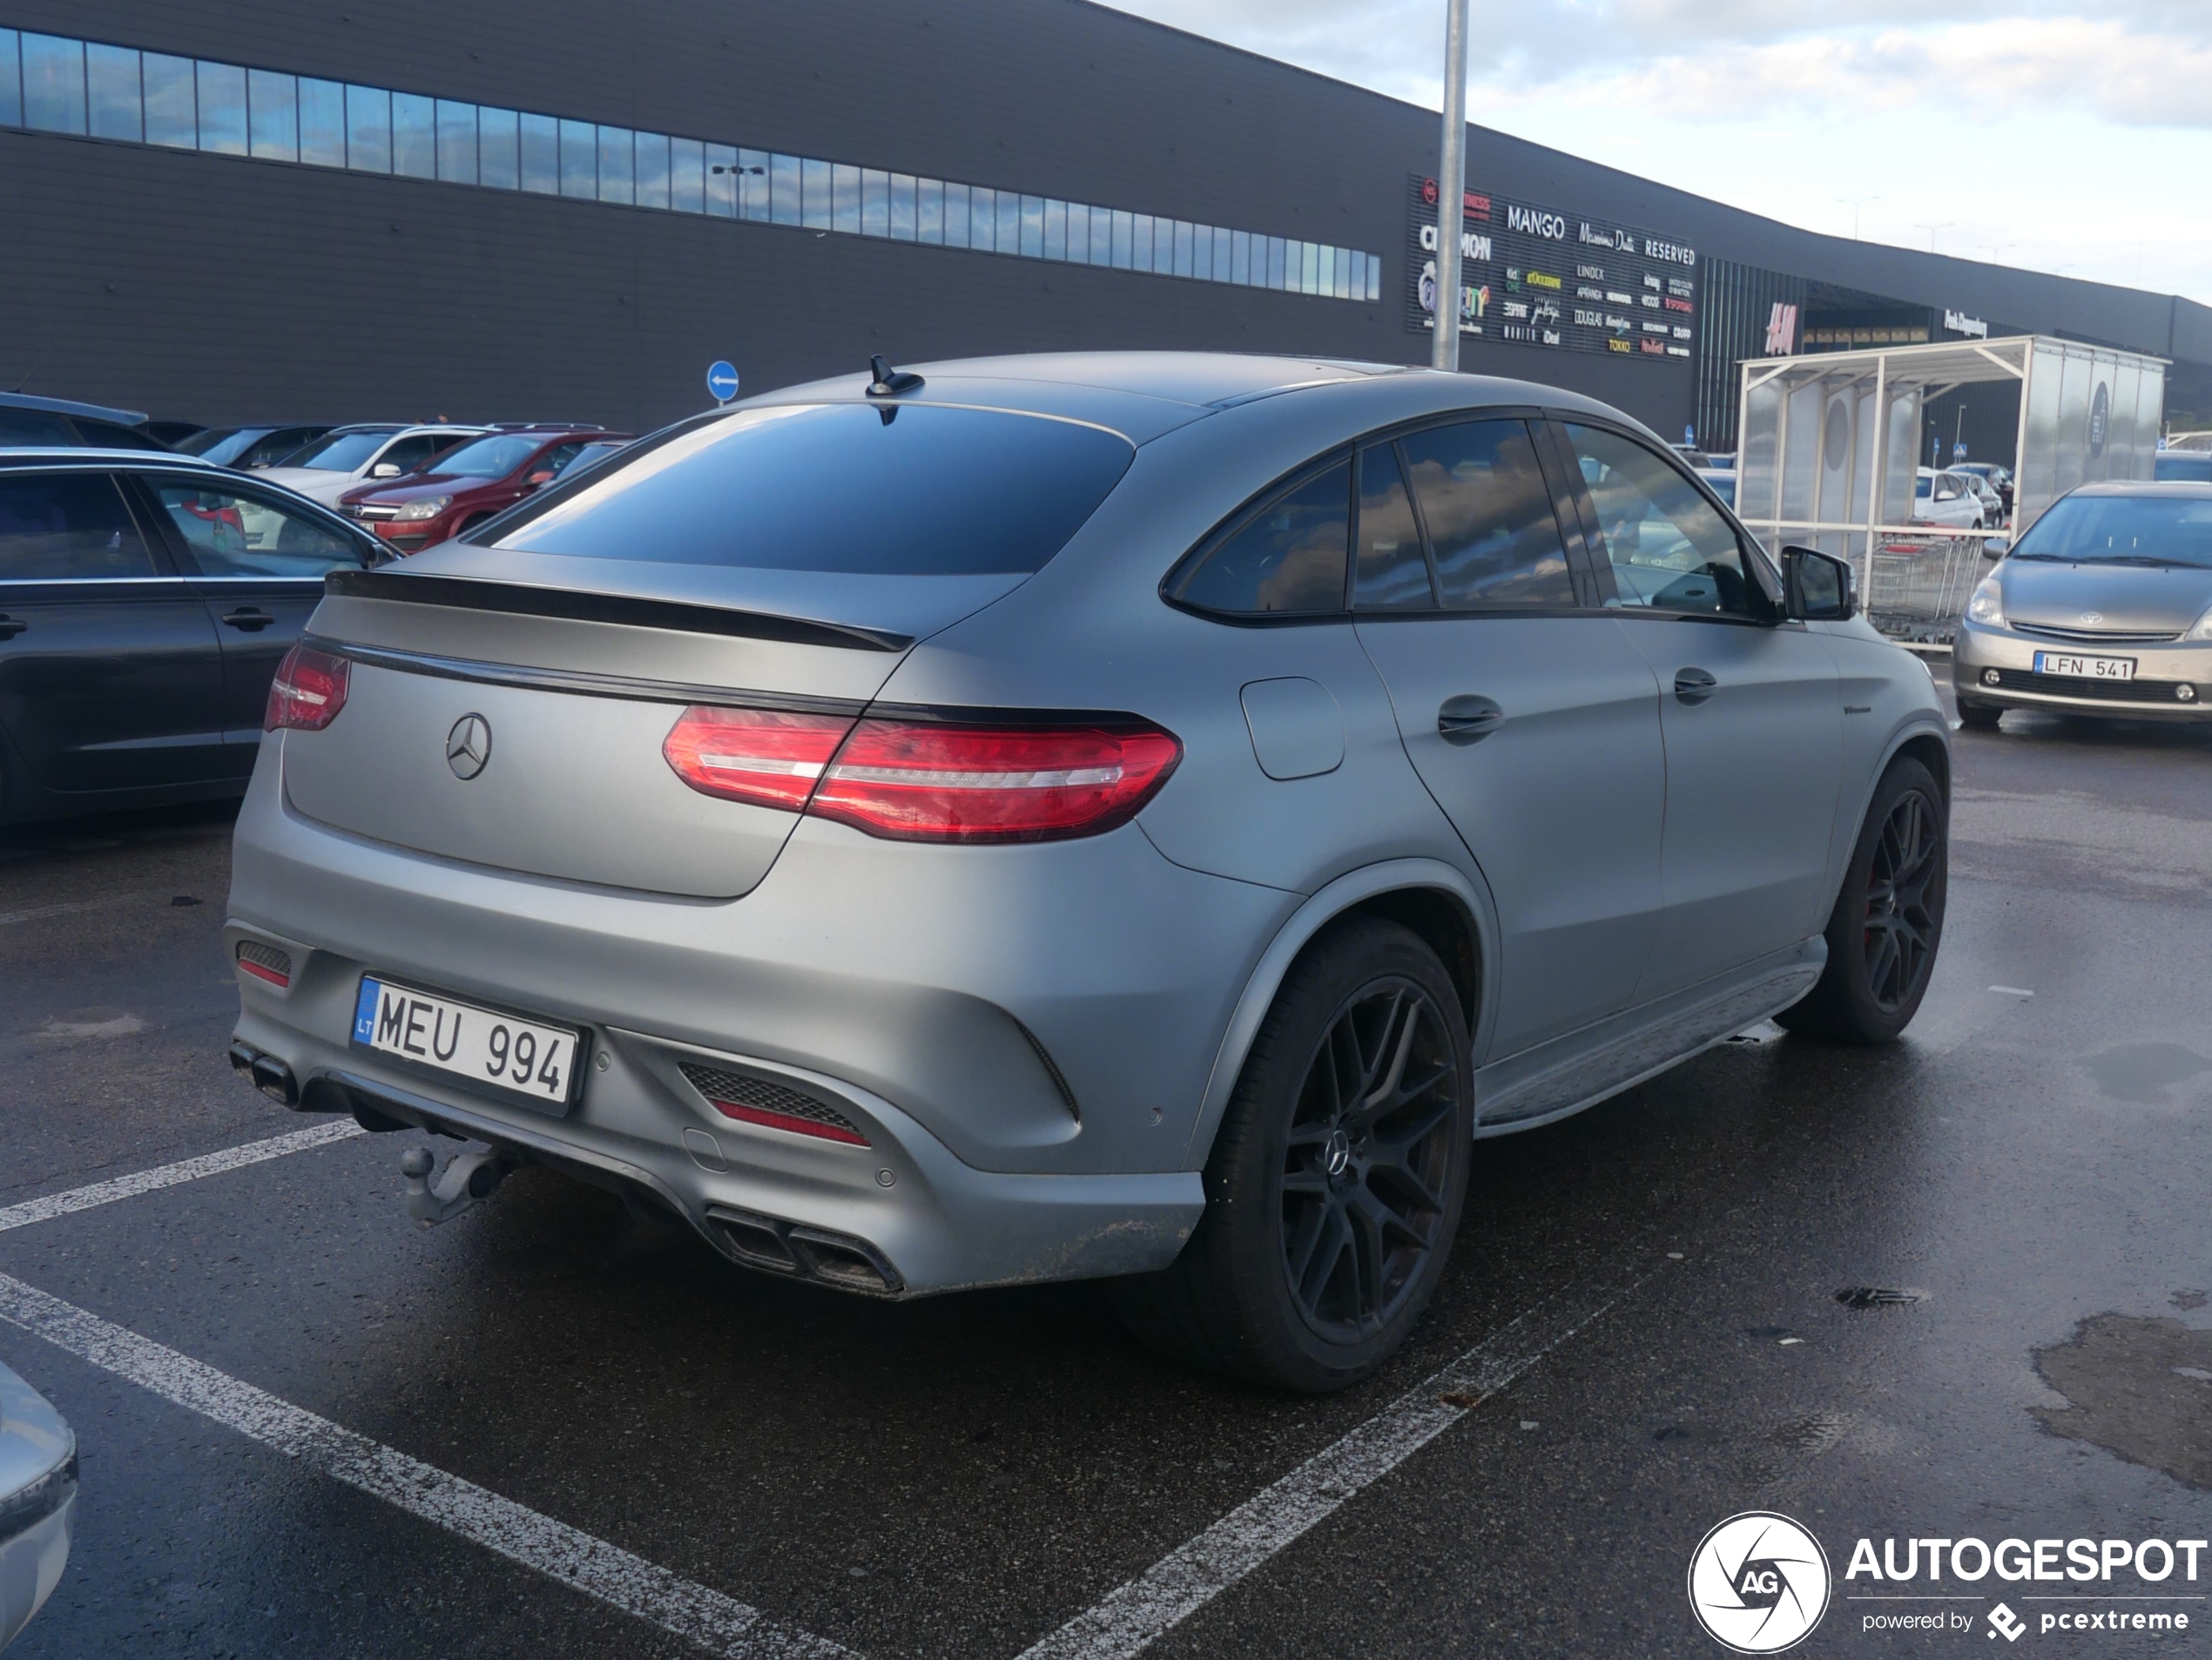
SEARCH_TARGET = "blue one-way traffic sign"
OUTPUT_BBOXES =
[706,360,740,402]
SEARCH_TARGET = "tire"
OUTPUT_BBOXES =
[1777,756,1947,1043]
[1110,917,1474,1392]
[1956,698,2002,732]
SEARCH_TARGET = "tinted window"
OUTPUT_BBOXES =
[1400,421,1574,609]
[289,429,398,471]
[0,409,78,447]
[423,435,545,479]
[0,474,158,580]
[2154,453,2212,483]
[2010,494,2212,570]
[1353,444,1433,610]
[73,418,167,451]
[496,404,1134,577]
[1168,459,1349,616]
[153,483,361,577]
[1567,425,1750,614]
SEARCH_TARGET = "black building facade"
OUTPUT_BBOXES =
[4,0,2209,455]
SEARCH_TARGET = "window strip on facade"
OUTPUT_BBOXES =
[2,27,1383,307]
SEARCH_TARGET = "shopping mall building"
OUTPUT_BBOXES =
[5,0,2209,456]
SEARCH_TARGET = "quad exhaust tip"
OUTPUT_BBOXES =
[705,1204,905,1295]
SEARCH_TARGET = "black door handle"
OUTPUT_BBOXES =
[1674,667,1717,705]
[221,607,275,632]
[0,616,23,641]
[1438,694,1505,746]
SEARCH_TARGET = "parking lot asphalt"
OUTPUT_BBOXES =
[5,690,2212,1658]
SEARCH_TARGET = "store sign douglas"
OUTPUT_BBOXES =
[1409,175,1695,361]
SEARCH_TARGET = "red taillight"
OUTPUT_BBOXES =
[662,706,857,810]
[811,717,1182,842]
[662,705,1182,842]
[264,644,351,732]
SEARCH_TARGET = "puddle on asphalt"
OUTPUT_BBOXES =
[2081,1043,2212,1105]
[2033,1314,2212,1490]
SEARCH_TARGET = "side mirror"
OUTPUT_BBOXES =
[1982,536,2010,561]
[370,462,402,478]
[1781,545,1858,623]
[525,469,556,488]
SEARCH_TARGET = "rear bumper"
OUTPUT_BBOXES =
[1953,621,2212,720]
[226,752,1281,1294]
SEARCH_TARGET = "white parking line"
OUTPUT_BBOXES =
[0,1120,368,1234]
[0,1272,852,1659]
[1016,1265,1658,1660]
[0,894,138,927]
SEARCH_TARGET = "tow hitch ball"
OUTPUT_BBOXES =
[400,1145,516,1227]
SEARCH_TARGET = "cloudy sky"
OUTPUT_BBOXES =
[1100,0,2212,301]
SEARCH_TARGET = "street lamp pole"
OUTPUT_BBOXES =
[1431,0,1470,372]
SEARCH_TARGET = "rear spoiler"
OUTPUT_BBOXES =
[324,568,911,653]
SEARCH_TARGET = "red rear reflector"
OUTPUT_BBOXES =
[710,1099,872,1146]
[809,718,1182,842]
[235,940,294,988]
[662,706,856,810]
[265,644,351,732]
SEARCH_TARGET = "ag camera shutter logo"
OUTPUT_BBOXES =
[1688,1512,1831,1653]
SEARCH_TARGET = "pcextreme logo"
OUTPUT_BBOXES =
[1689,1512,1832,1653]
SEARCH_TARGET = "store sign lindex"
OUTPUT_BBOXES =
[1406,172,1696,361]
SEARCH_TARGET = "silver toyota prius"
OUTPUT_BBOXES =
[1954,481,2212,726]
[226,352,1950,1391]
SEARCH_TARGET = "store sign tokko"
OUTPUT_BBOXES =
[1945,308,1989,338]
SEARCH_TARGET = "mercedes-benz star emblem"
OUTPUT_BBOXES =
[445,713,492,779]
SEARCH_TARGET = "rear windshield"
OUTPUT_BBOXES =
[489,403,1134,575]
[2011,494,2212,569]
[176,427,250,462]
[288,429,398,471]
[2155,453,2212,482]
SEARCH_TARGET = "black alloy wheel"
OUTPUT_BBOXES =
[1109,916,1474,1392]
[1279,980,1460,1339]
[1778,755,1948,1043]
[1861,787,1940,1014]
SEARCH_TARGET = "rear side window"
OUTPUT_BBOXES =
[1166,457,1350,616]
[0,474,158,580]
[494,403,1135,576]
[1400,421,1574,609]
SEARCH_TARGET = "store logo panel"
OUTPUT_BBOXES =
[1408,174,1696,362]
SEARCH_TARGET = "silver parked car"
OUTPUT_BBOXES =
[226,353,1951,1391]
[1955,482,2212,727]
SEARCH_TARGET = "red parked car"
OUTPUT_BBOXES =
[338,426,631,553]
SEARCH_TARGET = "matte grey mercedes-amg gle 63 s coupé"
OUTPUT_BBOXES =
[226,353,1949,1390]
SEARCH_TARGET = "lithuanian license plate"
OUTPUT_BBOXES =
[2033,651,2134,680]
[352,976,581,1108]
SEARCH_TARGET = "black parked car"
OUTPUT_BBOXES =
[0,393,171,451]
[0,450,383,824]
[174,423,339,471]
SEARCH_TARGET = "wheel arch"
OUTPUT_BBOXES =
[1179,859,1496,1171]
